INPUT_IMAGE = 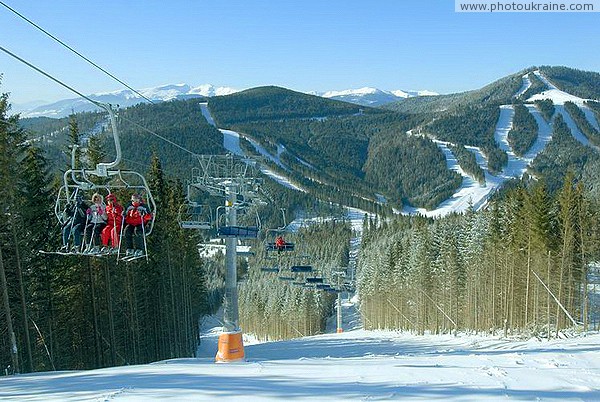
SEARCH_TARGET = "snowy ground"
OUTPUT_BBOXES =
[2,298,599,401]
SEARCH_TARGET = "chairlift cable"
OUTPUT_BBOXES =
[0,45,102,108]
[0,1,155,104]
[0,45,199,158]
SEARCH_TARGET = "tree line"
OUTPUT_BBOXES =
[238,220,352,340]
[564,101,600,146]
[357,174,599,336]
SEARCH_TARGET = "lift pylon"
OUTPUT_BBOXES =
[186,154,265,363]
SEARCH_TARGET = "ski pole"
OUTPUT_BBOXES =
[140,211,149,262]
[117,212,126,263]
[80,209,90,253]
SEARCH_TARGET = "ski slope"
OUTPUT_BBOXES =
[402,70,598,218]
[2,302,599,401]
[199,103,305,193]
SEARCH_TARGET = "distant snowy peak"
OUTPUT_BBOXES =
[322,87,387,98]
[20,83,241,118]
[189,84,239,97]
[391,89,439,98]
[95,83,239,101]
[320,87,438,107]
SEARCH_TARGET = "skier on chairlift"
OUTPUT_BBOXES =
[100,193,123,253]
[84,193,107,253]
[275,235,286,252]
[123,193,152,257]
[61,193,88,252]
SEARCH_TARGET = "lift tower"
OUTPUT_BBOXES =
[189,154,263,362]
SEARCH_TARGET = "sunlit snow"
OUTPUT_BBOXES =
[2,300,599,401]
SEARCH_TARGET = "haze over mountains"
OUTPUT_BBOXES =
[13,83,437,118]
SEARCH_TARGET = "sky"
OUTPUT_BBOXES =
[1,0,600,105]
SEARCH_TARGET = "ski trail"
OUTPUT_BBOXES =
[200,103,305,192]
[220,129,245,156]
[533,70,558,90]
[493,105,515,154]
[555,105,596,148]
[523,104,553,160]
[402,101,556,216]
[402,142,483,217]
[199,102,217,126]
[581,104,600,131]
[527,71,600,150]
[529,70,591,106]
[514,73,531,98]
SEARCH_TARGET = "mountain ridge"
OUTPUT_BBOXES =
[14,83,437,118]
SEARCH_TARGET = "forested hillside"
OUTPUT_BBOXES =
[358,175,599,334]
[239,220,352,340]
[540,66,600,100]
[208,86,460,209]
[384,70,524,114]
[208,86,363,125]
[1,89,211,372]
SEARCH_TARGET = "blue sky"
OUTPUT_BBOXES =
[1,0,599,104]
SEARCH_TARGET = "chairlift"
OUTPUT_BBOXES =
[215,205,260,239]
[260,266,280,273]
[278,276,295,281]
[178,201,213,230]
[265,208,295,253]
[51,104,156,260]
[290,265,313,273]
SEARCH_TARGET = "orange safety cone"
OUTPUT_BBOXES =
[215,331,245,363]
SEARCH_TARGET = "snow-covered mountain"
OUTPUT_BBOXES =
[16,84,240,118]
[319,86,438,107]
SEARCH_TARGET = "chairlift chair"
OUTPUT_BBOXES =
[52,104,156,260]
[264,208,295,253]
[290,265,313,273]
[260,266,280,273]
[178,202,213,230]
[215,205,260,239]
[278,276,295,281]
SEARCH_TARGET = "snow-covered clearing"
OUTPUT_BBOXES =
[199,102,216,126]
[3,299,600,401]
[528,70,590,106]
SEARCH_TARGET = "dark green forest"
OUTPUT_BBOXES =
[448,144,485,184]
[508,103,538,157]
[540,66,600,100]
[1,91,212,373]
[564,101,600,146]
